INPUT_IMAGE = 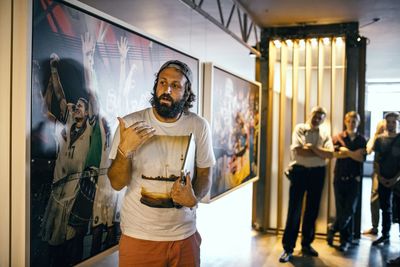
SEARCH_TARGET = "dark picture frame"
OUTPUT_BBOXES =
[30,0,199,265]
[202,63,261,202]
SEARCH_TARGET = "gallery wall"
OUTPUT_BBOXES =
[0,1,12,266]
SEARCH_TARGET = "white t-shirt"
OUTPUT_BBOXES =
[109,108,215,241]
[290,122,333,167]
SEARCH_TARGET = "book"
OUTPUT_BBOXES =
[180,133,196,184]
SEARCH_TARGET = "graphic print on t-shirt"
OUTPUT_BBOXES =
[138,135,195,208]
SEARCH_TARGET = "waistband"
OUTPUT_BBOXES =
[293,164,325,170]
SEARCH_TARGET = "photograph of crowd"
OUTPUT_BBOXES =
[30,1,198,266]
[206,65,261,200]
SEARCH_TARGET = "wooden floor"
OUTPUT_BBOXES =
[83,229,400,267]
[78,178,400,267]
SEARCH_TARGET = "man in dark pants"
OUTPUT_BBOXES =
[327,111,367,252]
[279,106,334,263]
[372,112,400,248]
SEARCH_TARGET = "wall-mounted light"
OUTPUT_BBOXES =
[249,51,257,58]
[249,44,261,58]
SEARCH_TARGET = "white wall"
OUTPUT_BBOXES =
[366,83,400,130]
[365,83,400,160]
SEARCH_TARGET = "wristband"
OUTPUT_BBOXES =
[117,147,130,159]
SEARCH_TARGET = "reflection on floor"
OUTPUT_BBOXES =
[207,231,400,267]
[81,178,400,267]
[85,229,400,267]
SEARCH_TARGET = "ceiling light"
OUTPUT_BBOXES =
[273,40,282,48]
[299,39,305,48]
[335,37,343,46]
[285,39,293,48]
[323,37,330,45]
[310,38,318,47]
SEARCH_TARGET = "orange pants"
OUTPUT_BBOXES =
[119,231,201,267]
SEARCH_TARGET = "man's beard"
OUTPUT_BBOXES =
[153,94,186,119]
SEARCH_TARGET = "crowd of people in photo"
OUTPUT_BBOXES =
[279,107,400,266]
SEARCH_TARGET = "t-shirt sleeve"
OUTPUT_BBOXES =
[361,136,367,149]
[361,136,367,160]
[195,118,216,168]
[323,135,334,151]
[373,137,383,162]
[290,124,304,150]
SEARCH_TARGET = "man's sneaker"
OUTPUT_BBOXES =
[387,256,400,266]
[372,235,390,246]
[339,242,349,252]
[327,229,335,246]
[362,228,378,235]
[301,246,319,257]
[279,251,292,263]
[348,238,360,246]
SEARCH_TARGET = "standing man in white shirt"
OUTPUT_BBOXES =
[279,106,334,263]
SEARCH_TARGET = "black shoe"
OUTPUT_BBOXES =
[327,229,335,246]
[349,239,360,246]
[302,246,319,257]
[279,251,292,263]
[339,242,349,252]
[387,256,400,266]
[362,227,378,235]
[372,235,390,246]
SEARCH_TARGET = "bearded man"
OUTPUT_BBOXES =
[107,60,215,267]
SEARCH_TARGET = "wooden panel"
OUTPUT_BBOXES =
[267,42,277,229]
[292,42,299,130]
[329,39,337,220]
[11,0,30,266]
[297,43,306,124]
[0,0,12,266]
[318,38,324,106]
[305,40,312,119]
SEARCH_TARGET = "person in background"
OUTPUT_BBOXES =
[363,119,386,236]
[40,51,99,266]
[327,111,366,252]
[387,185,400,266]
[107,60,215,267]
[279,106,334,263]
[372,112,400,246]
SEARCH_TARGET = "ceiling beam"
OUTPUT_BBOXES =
[179,0,261,57]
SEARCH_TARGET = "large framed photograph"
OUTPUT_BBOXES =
[30,0,199,266]
[203,63,261,202]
